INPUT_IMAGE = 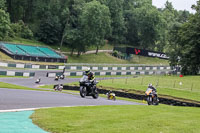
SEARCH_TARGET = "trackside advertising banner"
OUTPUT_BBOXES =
[114,47,169,60]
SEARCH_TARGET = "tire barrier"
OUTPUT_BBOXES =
[63,85,200,107]
[0,70,35,77]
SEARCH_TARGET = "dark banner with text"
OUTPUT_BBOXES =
[114,47,169,60]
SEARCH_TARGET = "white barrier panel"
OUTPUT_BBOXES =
[140,71,145,75]
[103,67,108,71]
[153,67,157,70]
[130,67,135,70]
[146,67,150,70]
[71,66,77,70]
[77,72,83,76]
[92,67,98,70]
[7,71,15,76]
[23,72,30,77]
[131,72,136,75]
[111,72,116,75]
[0,62,8,67]
[58,66,65,70]
[138,67,142,70]
[100,72,106,76]
[16,64,25,68]
[112,67,117,70]
[122,67,126,70]
[82,66,88,70]
[32,65,40,69]
[122,72,126,75]
[48,73,56,77]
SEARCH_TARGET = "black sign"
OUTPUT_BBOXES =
[114,47,169,60]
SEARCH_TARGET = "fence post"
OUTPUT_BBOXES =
[191,83,193,91]
[112,78,114,83]
[141,77,144,85]
[173,80,176,88]
[125,78,128,84]
[156,78,159,87]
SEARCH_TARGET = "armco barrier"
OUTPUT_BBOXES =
[62,85,200,107]
[0,61,171,71]
[0,71,35,77]
[47,70,171,77]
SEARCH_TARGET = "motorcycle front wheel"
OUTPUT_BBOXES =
[147,96,152,105]
[80,86,87,98]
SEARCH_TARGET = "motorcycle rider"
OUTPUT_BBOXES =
[85,68,95,91]
[85,68,95,82]
[148,83,156,92]
[148,83,158,101]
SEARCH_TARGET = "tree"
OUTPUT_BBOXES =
[125,2,162,49]
[107,0,126,44]
[37,11,61,44]
[168,1,200,75]
[80,0,111,54]
[0,9,11,40]
[0,0,6,10]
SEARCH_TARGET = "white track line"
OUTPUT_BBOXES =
[0,105,96,113]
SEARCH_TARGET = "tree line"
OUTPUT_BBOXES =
[0,0,199,74]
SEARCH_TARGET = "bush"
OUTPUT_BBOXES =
[0,9,11,40]
[10,20,33,39]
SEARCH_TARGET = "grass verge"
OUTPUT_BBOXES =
[67,75,200,101]
[31,105,200,133]
[0,82,41,91]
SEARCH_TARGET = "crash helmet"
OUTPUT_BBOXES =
[148,83,153,88]
[85,67,91,75]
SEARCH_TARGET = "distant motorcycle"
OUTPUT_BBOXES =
[59,74,65,79]
[145,88,159,105]
[55,75,59,81]
[79,75,99,99]
[106,91,116,101]
[35,78,41,84]
[54,84,63,92]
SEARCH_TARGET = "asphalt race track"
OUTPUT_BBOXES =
[0,88,143,110]
[0,72,145,110]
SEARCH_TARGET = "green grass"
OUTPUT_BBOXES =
[31,105,200,133]
[0,75,27,78]
[0,82,37,90]
[1,37,169,65]
[67,52,169,65]
[68,75,200,101]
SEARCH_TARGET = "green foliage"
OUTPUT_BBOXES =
[168,1,200,75]
[80,0,111,54]
[0,9,11,40]
[37,12,61,44]
[10,20,33,39]
[107,0,126,44]
[0,0,6,10]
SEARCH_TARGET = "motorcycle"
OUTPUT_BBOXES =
[79,75,99,99]
[54,84,63,91]
[106,91,116,101]
[55,75,59,81]
[59,74,65,79]
[145,88,159,105]
[35,78,41,84]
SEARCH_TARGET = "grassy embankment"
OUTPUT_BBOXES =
[31,105,200,133]
[1,38,169,65]
[67,75,200,101]
[0,82,36,90]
